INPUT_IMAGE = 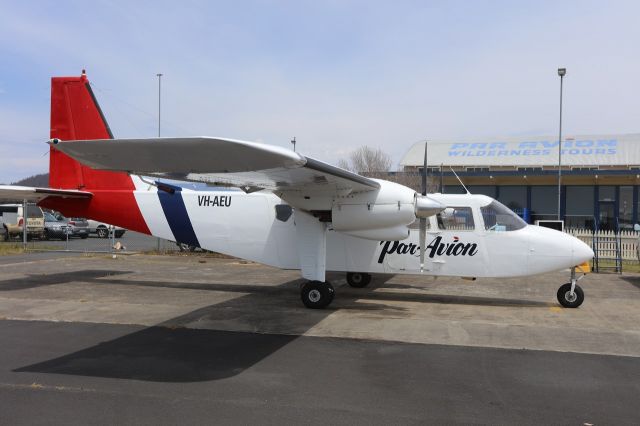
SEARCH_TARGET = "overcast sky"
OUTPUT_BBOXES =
[1,0,638,183]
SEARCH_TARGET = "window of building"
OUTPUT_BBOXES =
[531,186,557,216]
[517,167,542,172]
[468,186,496,198]
[599,186,615,202]
[481,200,527,231]
[619,186,633,230]
[497,186,526,210]
[443,185,467,194]
[565,186,594,229]
[437,207,475,231]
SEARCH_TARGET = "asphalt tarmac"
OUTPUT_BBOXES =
[0,254,639,425]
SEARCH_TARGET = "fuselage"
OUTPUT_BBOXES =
[127,177,594,279]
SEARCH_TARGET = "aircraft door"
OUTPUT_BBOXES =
[426,207,484,277]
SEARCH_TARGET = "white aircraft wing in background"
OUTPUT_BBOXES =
[49,137,380,195]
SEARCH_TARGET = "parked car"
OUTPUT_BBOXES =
[87,220,126,238]
[0,204,45,241]
[43,211,72,240]
[52,213,89,239]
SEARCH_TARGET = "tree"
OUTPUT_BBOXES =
[337,146,392,178]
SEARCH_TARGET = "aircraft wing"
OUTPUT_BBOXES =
[49,137,380,194]
[0,185,93,203]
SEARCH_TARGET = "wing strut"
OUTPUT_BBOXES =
[295,210,327,282]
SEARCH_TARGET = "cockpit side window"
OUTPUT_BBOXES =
[437,207,475,231]
[481,200,527,231]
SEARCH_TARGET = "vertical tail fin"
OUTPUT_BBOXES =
[44,71,150,235]
[49,71,134,191]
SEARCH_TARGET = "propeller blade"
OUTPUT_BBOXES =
[419,217,426,272]
[422,141,427,196]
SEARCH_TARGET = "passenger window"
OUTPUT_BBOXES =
[481,200,527,231]
[437,207,475,231]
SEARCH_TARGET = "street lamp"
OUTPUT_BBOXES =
[156,73,163,138]
[156,73,163,252]
[557,67,566,221]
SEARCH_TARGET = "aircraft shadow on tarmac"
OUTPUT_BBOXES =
[0,270,130,291]
[621,275,640,290]
[14,271,551,383]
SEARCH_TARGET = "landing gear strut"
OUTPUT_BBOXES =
[301,281,334,309]
[557,266,585,308]
[346,272,372,288]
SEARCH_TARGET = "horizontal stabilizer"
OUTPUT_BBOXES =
[0,185,93,203]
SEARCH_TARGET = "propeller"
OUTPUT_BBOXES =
[420,142,427,272]
[411,142,444,272]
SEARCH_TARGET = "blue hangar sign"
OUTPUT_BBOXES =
[447,139,617,158]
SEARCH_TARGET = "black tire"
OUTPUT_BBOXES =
[346,272,372,288]
[96,227,108,238]
[4,227,10,242]
[301,281,335,309]
[115,231,125,238]
[81,234,88,239]
[43,229,50,241]
[557,283,584,308]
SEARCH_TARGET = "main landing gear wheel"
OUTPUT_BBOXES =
[346,272,372,288]
[301,281,335,309]
[557,283,584,308]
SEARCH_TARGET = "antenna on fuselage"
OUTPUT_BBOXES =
[449,166,471,194]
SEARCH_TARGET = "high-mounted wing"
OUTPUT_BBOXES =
[49,137,380,195]
[0,185,93,203]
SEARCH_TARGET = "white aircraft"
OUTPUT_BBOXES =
[0,72,594,309]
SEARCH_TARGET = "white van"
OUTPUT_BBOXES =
[0,204,45,241]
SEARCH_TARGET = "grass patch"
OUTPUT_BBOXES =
[0,243,26,255]
[593,259,640,273]
[0,242,66,255]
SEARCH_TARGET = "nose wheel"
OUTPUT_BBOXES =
[301,281,334,309]
[556,266,585,308]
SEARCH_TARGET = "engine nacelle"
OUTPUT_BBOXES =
[341,225,410,241]
[332,179,416,235]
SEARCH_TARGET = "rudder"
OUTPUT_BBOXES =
[49,71,134,191]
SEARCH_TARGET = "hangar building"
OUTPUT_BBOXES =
[400,134,640,231]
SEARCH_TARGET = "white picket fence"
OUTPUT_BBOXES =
[566,229,638,261]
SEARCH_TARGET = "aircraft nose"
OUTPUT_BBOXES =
[572,237,594,265]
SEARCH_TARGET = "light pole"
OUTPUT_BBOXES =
[156,73,163,252]
[156,73,163,138]
[291,137,296,152]
[557,67,566,221]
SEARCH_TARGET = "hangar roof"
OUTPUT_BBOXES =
[400,134,640,168]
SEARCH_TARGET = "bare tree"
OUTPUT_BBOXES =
[338,145,439,193]
[338,146,392,178]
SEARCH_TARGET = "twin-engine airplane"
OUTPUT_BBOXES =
[0,72,594,309]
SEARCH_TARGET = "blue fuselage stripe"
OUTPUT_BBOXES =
[157,189,200,247]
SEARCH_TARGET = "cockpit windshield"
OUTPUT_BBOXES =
[480,200,527,232]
